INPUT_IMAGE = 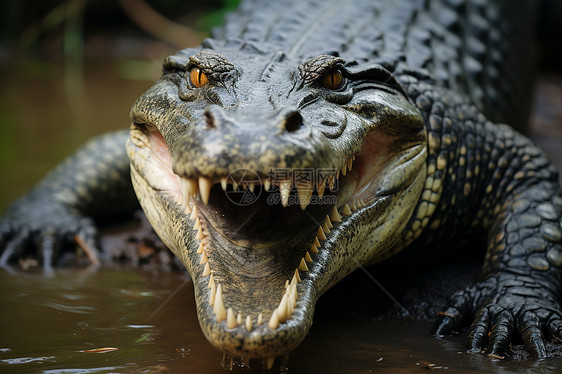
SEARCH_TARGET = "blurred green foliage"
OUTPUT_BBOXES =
[196,0,241,32]
[0,0,241,49]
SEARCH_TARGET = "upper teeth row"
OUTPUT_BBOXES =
[179,156,355,209]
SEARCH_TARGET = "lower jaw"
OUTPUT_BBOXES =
[130,163,369,356]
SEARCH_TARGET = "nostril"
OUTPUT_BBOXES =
[283,111,303,133]
[204,107,220,129]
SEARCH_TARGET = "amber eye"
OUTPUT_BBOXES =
[190,67,209,88]
[322,70,344,90]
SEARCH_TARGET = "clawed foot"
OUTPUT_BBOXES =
[0,200,100,270]
[434,275,562,358]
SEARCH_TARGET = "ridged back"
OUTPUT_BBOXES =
[213,0,537,132]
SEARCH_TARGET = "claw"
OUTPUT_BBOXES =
[0,228,29,267]
[434,305,464,336]
[547,317,562,343]
[434,315,455,337]
[487,310,514,358]
[519,312,547,358]
[466,307,491,353]
[75,218,100,264]
[74,234,100,265]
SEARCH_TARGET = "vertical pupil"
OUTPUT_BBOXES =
[198,69,203,85]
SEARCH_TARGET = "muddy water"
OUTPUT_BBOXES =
[1,266,561,373]
[1,61,562,373]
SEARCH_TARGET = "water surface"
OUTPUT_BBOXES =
[1,266,561,373]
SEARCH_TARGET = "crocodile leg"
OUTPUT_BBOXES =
[0,130,137,269]
[434,140,562,358]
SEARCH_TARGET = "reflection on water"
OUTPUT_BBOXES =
[1,267,560,373]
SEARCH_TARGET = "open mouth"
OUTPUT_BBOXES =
[127,117,426,365]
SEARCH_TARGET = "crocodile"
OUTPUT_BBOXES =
[1,0,562,368]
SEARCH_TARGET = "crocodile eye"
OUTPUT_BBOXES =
[190,67,209,88]
[322,70,344,90]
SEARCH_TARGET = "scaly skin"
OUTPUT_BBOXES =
[1,0,561,366]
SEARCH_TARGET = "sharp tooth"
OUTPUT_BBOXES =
[214,284,226,322]
[245,316,253,332]
[347,157,353,171]
[209,281,216,306]
[181,178,190,198]
[180,179,192,209]
[221,178,227,191]
[290,283,297,300]
[197,242,204,254]
[342,203,352,216]
[200,251,208,264]
[287,296,294,317]
[280,180,291,207]
[278,295,288,322]
[232,181,238,191]
[182,178,198,197]
[299,258,309,271]
[336,169,340,180]
[194,217,201,230]
[196,227,204,240]
[288,286,296,314]
[316,180,326,197]
[331,206,342,222]
[264,179,271,192]
[268,309,280,330]
[285,280,290,289]
[291,272,298,287]
[266,357,275,370]
[322,221,330,234]
[317,226,327,240]
[227,308,237,329]
[190,205,198,220]
[325,215,333,229]
[249,183,255,193]
[305,252,313,262]
[237,313,242,326]
[294,269,301,283]
[184,178,198,196]
[310,242,318,254]
[198,177,212,205]
[202,262,210,276]
[257,313,263,326]
[314,236,321,247]
[297,183,313,210]
[341,164,347,176]
[242,184,247,190]
[208,274,214,288]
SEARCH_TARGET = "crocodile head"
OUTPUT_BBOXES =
[126,39,427,363]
